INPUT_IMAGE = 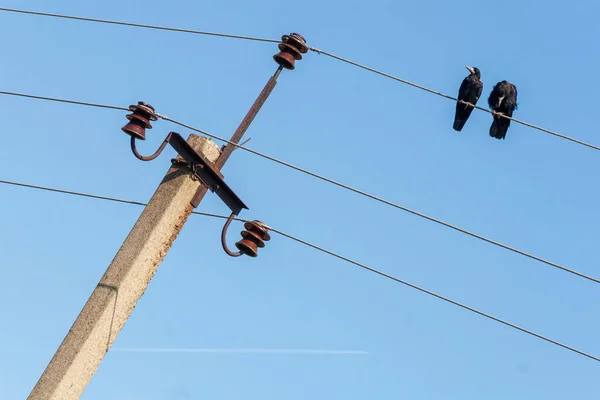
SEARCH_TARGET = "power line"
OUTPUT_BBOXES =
[310,49,600,152]
[0,7,279,44]
[0,179,241,222]
[160,115,600,285]
[0,90,128,111]
[1,177,598,363]
[2,7,598,152]
[269,226,600,363]
[0,179,147,207]
[0,89,597,285]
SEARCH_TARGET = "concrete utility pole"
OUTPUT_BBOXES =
[28,135,220,400]
[27,32,308,400]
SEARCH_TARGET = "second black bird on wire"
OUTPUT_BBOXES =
[488,80,519,140]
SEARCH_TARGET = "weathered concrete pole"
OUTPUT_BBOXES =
[28,135,220,400]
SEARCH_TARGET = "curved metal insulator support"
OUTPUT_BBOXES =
[222,212,243,257]
[130,133,172,162]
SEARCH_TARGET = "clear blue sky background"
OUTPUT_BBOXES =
[1,1,599,398]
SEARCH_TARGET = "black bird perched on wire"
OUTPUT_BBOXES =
[488,80,518,140]
[453,66,483,132]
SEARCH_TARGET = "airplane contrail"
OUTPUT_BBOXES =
[112,348,369,355]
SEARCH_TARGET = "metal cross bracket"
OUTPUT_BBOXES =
[123,111,248,216]
[167,132,248,214]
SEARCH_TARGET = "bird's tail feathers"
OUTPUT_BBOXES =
[490,116,509,139]
[490,119,499,138]
[453,104,474,132]
[453,117,466,131]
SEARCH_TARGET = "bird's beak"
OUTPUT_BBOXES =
[465,66,475,74]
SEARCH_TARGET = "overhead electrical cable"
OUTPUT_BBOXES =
[1,178,598,363]
[1,7,599,151]
[309,49,600,151]
[0,89,597,285]
[0,7,279,44]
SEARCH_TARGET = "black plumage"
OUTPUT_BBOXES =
[487,80,518,140]
[453,66,483,131]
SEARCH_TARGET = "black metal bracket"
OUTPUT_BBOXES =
[167,132,248,216]
[130,131,248,216]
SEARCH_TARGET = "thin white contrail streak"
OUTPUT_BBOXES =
[112,348,369,355]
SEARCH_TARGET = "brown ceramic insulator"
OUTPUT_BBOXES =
[245,221,271,241]
[284,33,308,54]
[273,33,308,70]
[121,102,157,141]
[235,221,271,257]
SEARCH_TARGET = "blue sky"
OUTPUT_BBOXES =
[1,0,599,398]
